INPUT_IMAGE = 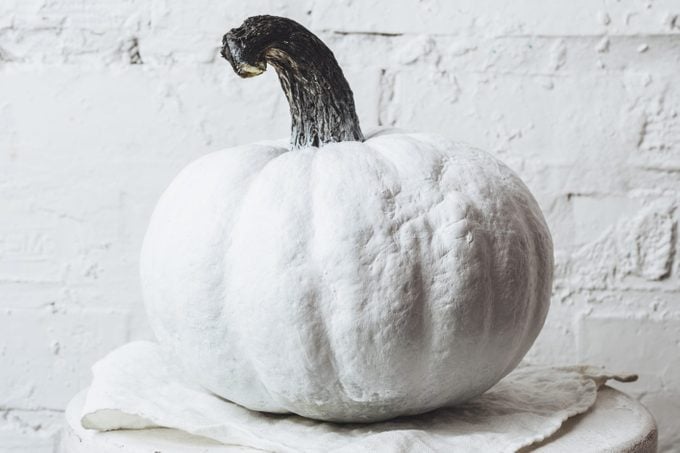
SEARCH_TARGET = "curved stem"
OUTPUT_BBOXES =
[221,15,364,149]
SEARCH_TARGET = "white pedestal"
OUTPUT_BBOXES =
[61,386,657,453]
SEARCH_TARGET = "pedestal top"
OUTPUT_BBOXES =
[62,386,657,453]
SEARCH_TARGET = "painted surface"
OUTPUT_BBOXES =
[1,0,679,450]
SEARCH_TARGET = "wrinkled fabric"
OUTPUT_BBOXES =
[81,342,635,453]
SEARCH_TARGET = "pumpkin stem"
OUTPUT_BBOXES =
[221,15,364,149]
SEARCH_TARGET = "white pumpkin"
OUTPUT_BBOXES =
[140,15,553,423]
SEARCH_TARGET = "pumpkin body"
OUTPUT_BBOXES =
[140,130,553,422]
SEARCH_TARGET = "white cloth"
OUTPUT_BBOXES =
[80,341,635,453]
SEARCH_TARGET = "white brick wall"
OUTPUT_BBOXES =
[1,1,679,451]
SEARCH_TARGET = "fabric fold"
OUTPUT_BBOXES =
[81,341,636,453]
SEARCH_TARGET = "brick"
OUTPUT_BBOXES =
[578,315,680,394]
[571,195,646,248]
[308,0,680,36]
[5,4,680,65]
[0,0,151,64]
[523,292,579,365]
[381,70,638,163]
[0,308,129,410]
[0,410,62,453]
[632,81,680,172]
[2,1,680,451]
[562,199,676,290]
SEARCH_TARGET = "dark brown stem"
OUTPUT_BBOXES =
[221,15,364,149]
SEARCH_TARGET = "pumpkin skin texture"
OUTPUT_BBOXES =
[140,130,553,423]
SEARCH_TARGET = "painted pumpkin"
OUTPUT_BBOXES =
[141,15,553,423]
